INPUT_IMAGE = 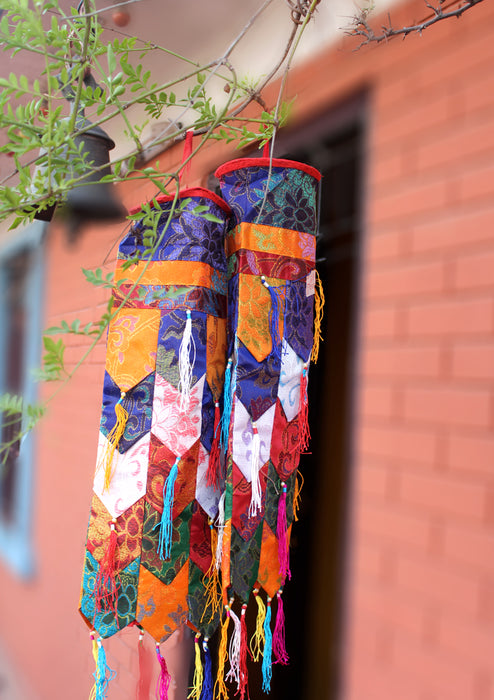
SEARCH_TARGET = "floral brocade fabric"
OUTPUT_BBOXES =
[80,189,230,643]
[216,157,322,605]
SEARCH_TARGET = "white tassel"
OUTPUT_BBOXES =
[225,605,241,689]
[215,492,226,572]
[249,421,262,517]
[178,309,195,413]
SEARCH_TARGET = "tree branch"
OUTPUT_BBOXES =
[347,0,486,47]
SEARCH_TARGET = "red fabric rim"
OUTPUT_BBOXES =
[214,158,322,181]
[129,186,232,216]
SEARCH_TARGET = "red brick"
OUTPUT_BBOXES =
[352,580,425,640]
[372,83,453,152]
[451,341,494,380]
[438,616,494,669]
[369,175,451,225]
[402,385,491,428]
[399,470,486,521]
[361,343,442,379]
[392,636,476,700]
[454,248,494,291]
[395,554,480,616]
[366,230,404,262]
[444,523,494,574]
[354,461,390,500]
[361,305,398,339]
[357,423,437,466]
[416,115,494,174]
[407,297,494,337]
[358,501,431,551]
[446,433,494,477]
[359,382,395,419]
[410,203,494,254]
[365,259,445,299]
[460,159,494,204]
[351,537,383,582]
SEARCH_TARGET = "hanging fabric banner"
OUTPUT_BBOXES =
[79,187,231,651]
[214,156,322,691]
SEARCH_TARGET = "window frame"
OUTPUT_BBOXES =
[0,220,46,578]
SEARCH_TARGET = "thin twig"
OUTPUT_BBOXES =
[347,0,485,47]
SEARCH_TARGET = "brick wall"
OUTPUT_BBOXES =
[339,1,494,698]
[1,0,494,697]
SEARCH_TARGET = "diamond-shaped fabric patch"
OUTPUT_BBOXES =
[146,437,199,521]
[100,371,154,452]
[94,431,150,518]
[235,339,280,420]
[105,308,160,391]
[278,340,304,422]
[231,398,275,482]
[137,561,189,642]
[140,502,192,584]
[195,443,222,519]
[80,551,140,639]
[86,494,144,571]
[151,373,204,455]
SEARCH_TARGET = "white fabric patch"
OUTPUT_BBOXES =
[195,443,221,519]
[278,341,304,422]
[306,269,315,297]
[94,431,150,518]
[231,398,276,482]
[151,373,205,456]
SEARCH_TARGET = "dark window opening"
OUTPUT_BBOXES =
[272,102,366,700]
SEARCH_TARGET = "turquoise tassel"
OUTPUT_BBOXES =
[261,276,284,360]
[262,599,273,693]
[157,457,179,560]
[94,637,116,699]
[220,358,233,452]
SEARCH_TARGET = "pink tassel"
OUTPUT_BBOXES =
[239,605,249,700]
[298,365,310,453]
[206,402,221,489]
[276,483,291,582]
[136,629,152,700]
[94,519,119,617]
[272,591,289,666]
[155,643,171,700]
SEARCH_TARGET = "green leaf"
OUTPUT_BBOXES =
[107,43,116,74]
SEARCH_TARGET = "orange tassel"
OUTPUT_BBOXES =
[311,269,325,364]
[214,606,230,700]
[293,471,304,522]
[201,520,221,623]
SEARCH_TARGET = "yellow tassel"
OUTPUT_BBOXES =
[201,521,222,624]
[100,392,128,492]
[250,589,266,662]
[293,470,304,522]
[311,269,325,364]
[88,632,98,700]
[214,607,230,700]
[188,634,203,700]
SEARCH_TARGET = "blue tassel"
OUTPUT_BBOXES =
[200,639,214,700]
[261,276,284,360]
[262,599,273,693]
[94,637,116,700]
[220,358,233,452]
[156,457,179,560]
